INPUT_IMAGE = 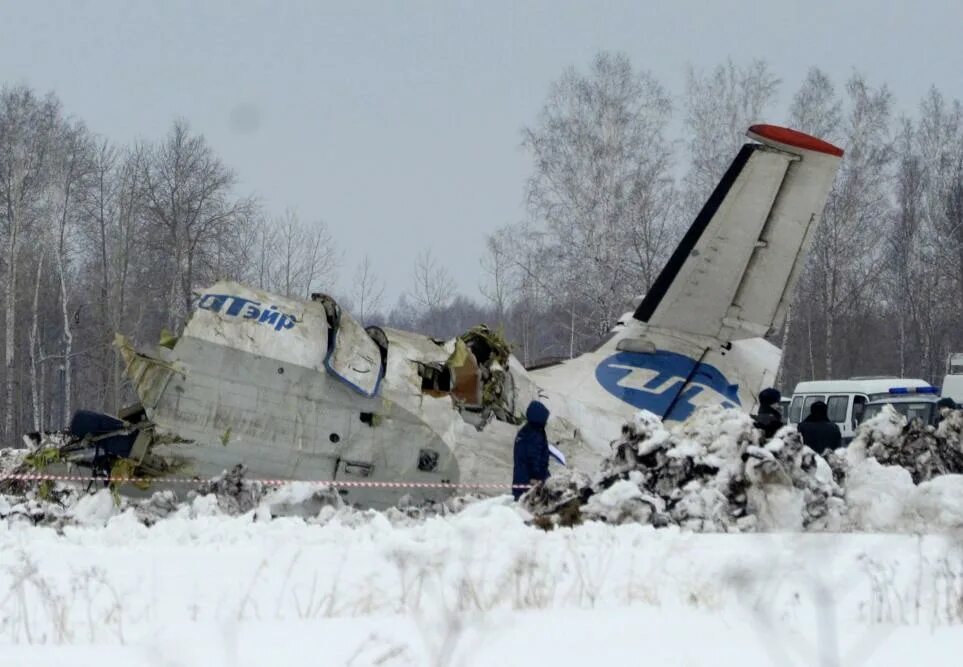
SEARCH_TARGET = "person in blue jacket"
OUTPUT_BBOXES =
[512,400,551,500]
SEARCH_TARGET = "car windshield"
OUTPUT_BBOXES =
[861,401,936,424]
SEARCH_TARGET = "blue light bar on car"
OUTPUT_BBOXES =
[888,386,938,394]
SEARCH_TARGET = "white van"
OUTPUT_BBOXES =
[941,353,963,404]
[788,378,935,443]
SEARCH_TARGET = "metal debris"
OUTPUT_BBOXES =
[523,406,845,532]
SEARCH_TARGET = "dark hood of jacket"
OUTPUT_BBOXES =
[798,419,842,453]
[938,397,957,410]
[803,401,830,423]
[758,387,781,407]
[526,400,550,427]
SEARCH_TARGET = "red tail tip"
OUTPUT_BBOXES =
[748,124,844,157]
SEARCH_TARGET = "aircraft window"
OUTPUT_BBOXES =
[802,395,825,420]
[340,460,371,477]
[418,449,439,472]
[826,395,848,423]
[789,397,803,423]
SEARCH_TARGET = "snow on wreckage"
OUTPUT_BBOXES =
[521,404,963,533]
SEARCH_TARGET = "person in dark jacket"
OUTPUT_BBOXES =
[753,388,784,439]
[798,400,842,454]
[512,400,551,500]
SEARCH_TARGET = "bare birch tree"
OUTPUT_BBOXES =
[0,86,59,438]
[299,218,339,298]
[683,59,780,207]
[350,254,384,324]
[43,119,94,422]
[480,228,517,328]
[917,87,963,355]
[521,51,677,342]
[28,246,44,430]
[409,248,455,318]
[141,119,256,326]
[812,74,894,377]
[76,142,147,411]
[260,210,339,299]
[777,68,844,385]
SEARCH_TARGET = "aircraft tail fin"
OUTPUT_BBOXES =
[532,125,843,426]
[634,125,844,342]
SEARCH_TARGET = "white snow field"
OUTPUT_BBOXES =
[0,489,962,666]
[3,405,963,666]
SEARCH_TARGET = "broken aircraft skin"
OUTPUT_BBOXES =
[39,125,844,509]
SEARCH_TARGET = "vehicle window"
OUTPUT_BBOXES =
[861,404,883,422]
[826,395,848,423]
[789,397,803,423]
[861,402,935,425]
[802,395,825,419]
[853,395,867,422]
[899,402,935,424]
[950,354,963,374]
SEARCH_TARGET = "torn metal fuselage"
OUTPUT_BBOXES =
[15,403,185,493]
[110,282,596,508]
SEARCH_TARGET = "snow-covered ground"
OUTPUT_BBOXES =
[1,490,963,666]
[3,405,963,665]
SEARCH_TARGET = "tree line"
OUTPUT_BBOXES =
[2,53,962,442]
[482,54,963,395]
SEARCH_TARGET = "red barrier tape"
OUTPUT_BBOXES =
[1,473,531,490]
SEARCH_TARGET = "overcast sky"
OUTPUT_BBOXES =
[2,1,961,305]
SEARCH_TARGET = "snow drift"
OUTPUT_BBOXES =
[524,405,963,533]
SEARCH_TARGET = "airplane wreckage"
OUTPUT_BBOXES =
[19,125,844,508]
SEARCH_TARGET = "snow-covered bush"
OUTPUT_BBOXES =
[525,405,963,533]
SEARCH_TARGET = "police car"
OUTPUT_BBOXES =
[788,378,935,442]
[858,386,942,426]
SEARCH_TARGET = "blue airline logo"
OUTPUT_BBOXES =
[595,350,740,421]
